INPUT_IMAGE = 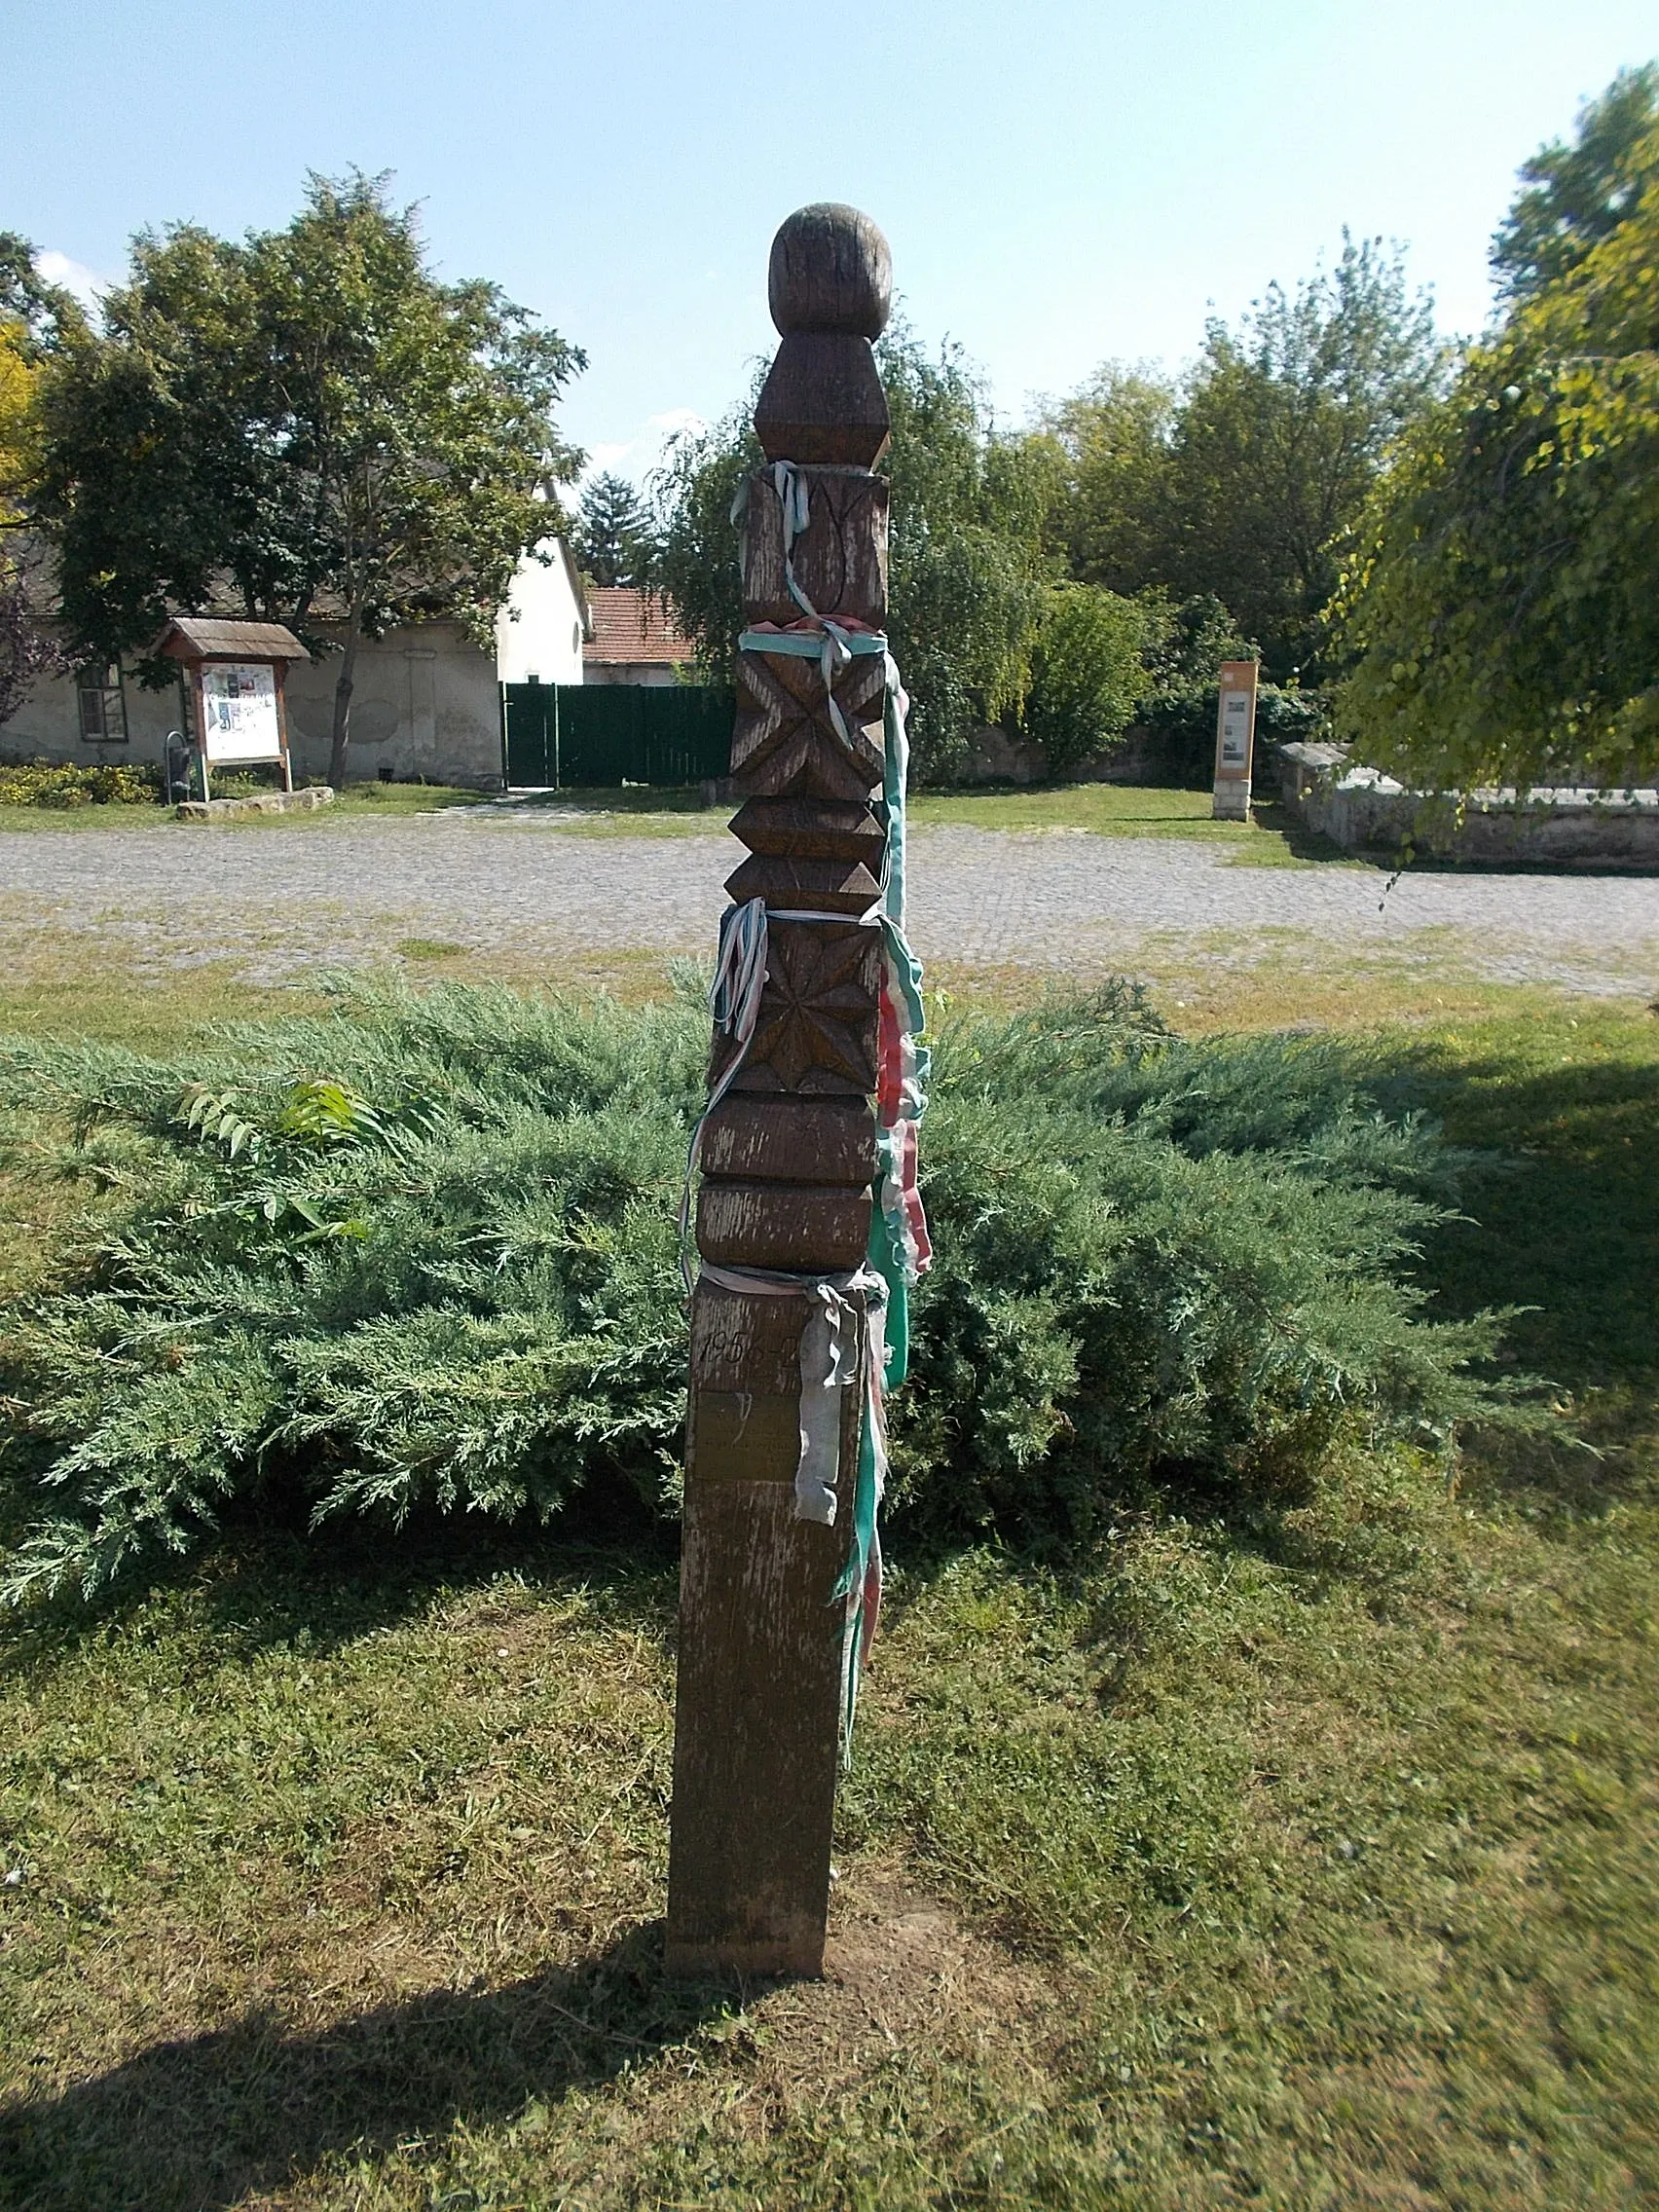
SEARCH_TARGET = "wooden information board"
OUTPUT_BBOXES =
[1212,658,1260,822]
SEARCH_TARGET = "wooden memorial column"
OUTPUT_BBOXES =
[664,203,894,1978]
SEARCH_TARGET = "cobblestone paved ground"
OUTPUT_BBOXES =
[2,812,1655,997]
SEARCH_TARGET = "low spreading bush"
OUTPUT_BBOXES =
[0,977,1538,1605]
[0,757,163,808]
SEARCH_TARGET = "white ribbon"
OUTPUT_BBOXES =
[698,1261,884,1525]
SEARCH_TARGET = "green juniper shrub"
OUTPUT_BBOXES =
[0,977,1540,1607]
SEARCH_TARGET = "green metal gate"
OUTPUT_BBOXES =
[502,682,733,789]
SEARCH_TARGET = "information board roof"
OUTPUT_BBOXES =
[152,618,310,664]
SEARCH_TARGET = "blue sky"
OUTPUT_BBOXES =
[5,0,1653,488]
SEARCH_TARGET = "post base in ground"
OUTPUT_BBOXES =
[663,1929,828,1980]
[1212,781,1252,821]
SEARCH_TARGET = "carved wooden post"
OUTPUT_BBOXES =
[664,204,896,1978]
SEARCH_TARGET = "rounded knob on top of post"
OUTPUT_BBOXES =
[768,204,892,340]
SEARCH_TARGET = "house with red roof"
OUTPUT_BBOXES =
[583,588,698,686]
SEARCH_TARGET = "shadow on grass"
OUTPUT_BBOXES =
[0,1921,734,2212]
[1401,1027,1659,1513]
[0,1482,680,1683]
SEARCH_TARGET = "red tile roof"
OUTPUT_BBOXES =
[584,587,695,666]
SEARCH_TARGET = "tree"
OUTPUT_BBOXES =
[0,235,88,357]
[652,322,1050,780]
[1493,63,1659,302]
[1020,583,1149,776]
[1031,362,1176,596]
[1157,235,1444,674]
[0,308,71,727]
[1333,81,1659,791]
[33,174,585,785]
[1036,239,1444,678]
[575,470,652,586]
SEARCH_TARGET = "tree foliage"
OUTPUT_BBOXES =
[574,470,653,588]
[0,234,88,359]
[0,309,70,727]
[0,977,1536,1607]
[1038,239,1443,678]
[1021,583,1150,775]
[30,174,585,783]
[1334,79,1659,790]
[651,324,1050,781]
[1493,63,1659,303]
[1032,363,1176,597]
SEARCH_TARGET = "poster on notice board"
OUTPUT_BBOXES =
[201,663,283,763]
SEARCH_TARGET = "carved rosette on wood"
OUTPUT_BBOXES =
[664,203,895,1979]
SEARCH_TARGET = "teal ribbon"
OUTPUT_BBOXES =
[739,601,930,1762]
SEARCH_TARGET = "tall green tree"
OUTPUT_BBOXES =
[1039,240,1443,678]
[33,175,585,784]
[0,234,89,359]
[1333,76,1659,791]
[1492,62,1658,302]
[1158,235,1444,674]
[0,243,84,726]
[1031,362,1176,595]
[574,470,652,587]
[0,308,71,726]
[652,323,1049,780]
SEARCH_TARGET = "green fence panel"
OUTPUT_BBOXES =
[501,683,733,789]
[502,683,555,786]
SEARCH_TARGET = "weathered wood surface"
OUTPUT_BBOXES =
[741,468,889,627]
[665,204,895,1979]
[730,648,887,801]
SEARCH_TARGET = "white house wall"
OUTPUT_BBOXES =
[3,666,182,768]
[496,539,585,685]
[283,622,502,787]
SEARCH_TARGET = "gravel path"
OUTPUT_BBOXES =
[2,812,1655,997]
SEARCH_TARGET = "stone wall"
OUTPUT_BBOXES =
[952,722,1198,788]
[1272,743,1659,868]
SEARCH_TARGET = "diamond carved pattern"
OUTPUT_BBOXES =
[718,922,879,1096]
[730,650,886,801]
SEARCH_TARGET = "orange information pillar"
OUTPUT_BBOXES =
[1211,657,1260,822]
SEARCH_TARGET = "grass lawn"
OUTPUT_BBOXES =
[492,783,1352,865]
[0,953,1655,2208]
[0,782,489,834]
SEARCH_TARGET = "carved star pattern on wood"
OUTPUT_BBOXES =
[730,651,885,801]
[739,923,879,1093]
